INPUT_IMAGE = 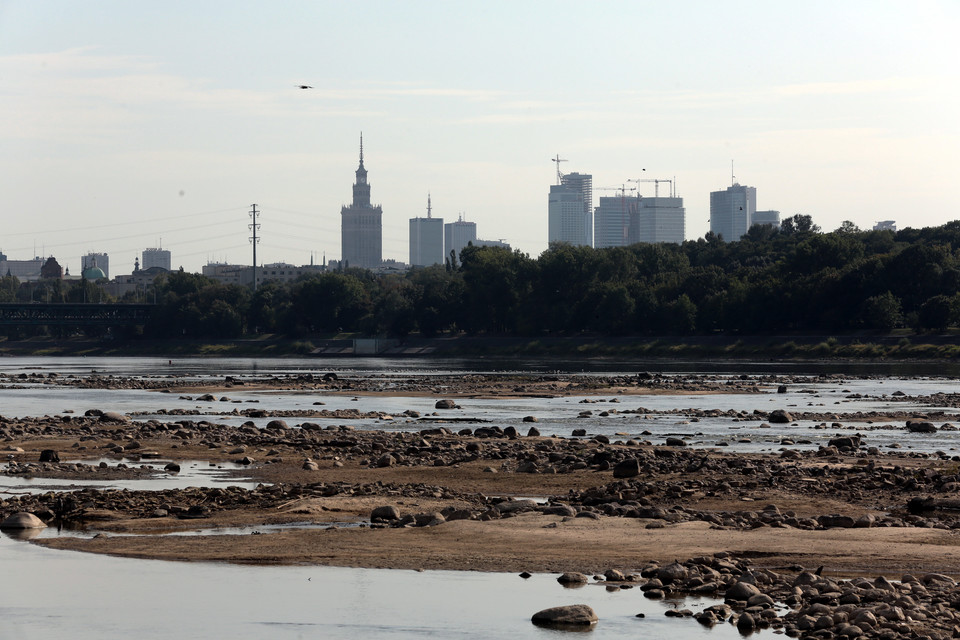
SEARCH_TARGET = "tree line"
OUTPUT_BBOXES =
[6,216,960,339]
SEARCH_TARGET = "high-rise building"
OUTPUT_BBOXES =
[340,134,383,270]
[548,171,593,247]
[142,248,171,271]
[632,196,686,244]
[594,195,638,248]
[409,194,444,267]
[444,216,477,264]
[710,183,756,241]
[874,220,896,231]
[82,252,110,279]
[752,210,781,228]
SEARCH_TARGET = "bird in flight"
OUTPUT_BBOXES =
[297,85,313,89]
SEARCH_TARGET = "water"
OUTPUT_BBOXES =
[0,537,751,639]
[0,355,955,637]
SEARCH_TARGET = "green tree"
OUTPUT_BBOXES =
[860,292,902,333]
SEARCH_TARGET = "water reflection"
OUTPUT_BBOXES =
[0,538,751,639]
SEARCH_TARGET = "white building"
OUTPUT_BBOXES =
[874,220,896,231]
[444,217,477,264]
[710,183,756,241]
[409,197,445,267]
[632,196,685,244]
[548,171,593,247]
[142,248,171,271]
[594,195,637,248]
[82,252,110,279]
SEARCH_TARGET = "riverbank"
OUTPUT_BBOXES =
[1,332,959,360]
[5,369,960,638]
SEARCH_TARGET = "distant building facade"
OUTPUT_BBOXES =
[752,210,781,228]
[409,195,444,267]
[340,134,383,270]
[142,248,171,271]
[710,183,756,241]
[0,257,44,281]
[633,196,686,244]
[874,220,896,231]
[548,171,593,247]
[82,252,110,279]
[594,195,638,248]
[474,238,511,250]
[444,217,478,264]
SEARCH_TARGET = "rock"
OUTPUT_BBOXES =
[736,612,756,633]
[571,429,587,437]
[531,604,598,627]
[612,458,641,478]
[302,460,319,471]
[907,420,937,433]
[526,426,541,437]
[265,419,289,430]
[39,449,60,463]
[557,572,589,585]
[0,512,46,529]
[99,411,129,423]
[725,581,762,601]
[818,514,856,528]
[371,505,401,522]
[376,454,395,468]
[665,437,686,447]
[522,416,538,423]
[434,399,458,410]
[769,409,793,423]
[163,462,181,473]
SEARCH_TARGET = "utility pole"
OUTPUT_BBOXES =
[249,204,260,291]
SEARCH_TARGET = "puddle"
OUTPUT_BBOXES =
[0,458,259,494]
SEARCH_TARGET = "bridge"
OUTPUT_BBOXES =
[0,303,155,326]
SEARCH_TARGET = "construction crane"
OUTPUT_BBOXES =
[628,177,675,198]
[551,154,567,185]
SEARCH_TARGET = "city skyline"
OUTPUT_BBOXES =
[2,2,958,273]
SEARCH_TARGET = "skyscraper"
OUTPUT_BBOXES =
[444,216,477,264]
[633,195,686,244]
[548,171,593,247]
[142,247,171,271]
[341,134,383,269]
[709,183,756,241]
[594,195,638,248]
[409,194,444,267]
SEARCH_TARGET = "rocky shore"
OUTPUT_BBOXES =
[4,371,960,637]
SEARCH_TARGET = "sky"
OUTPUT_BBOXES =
[1,1,958,275]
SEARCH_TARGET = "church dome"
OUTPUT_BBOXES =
[82,266,106,280]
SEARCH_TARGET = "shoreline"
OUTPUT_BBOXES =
[1,333,959,361]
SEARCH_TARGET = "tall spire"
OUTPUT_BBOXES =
[359,131,364,166]
[427,193,432,219]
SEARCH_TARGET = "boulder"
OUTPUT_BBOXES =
[99,411,129,423]
[907,420,937,433]
[725,581,762,601]
[265,419,289,430]
[664,437,686,447]
[612,458,641,478]
[434,399,458,410]
[163,462,181,473]
[371,506,401,522]
[557,572,589,585]
[768,409,793,423]
[39,449,60,463]
[531,604,598,627]
[0,512,46,529]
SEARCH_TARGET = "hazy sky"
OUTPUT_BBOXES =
[1,1,957,274]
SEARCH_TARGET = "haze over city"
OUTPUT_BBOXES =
[1,1,957,275]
